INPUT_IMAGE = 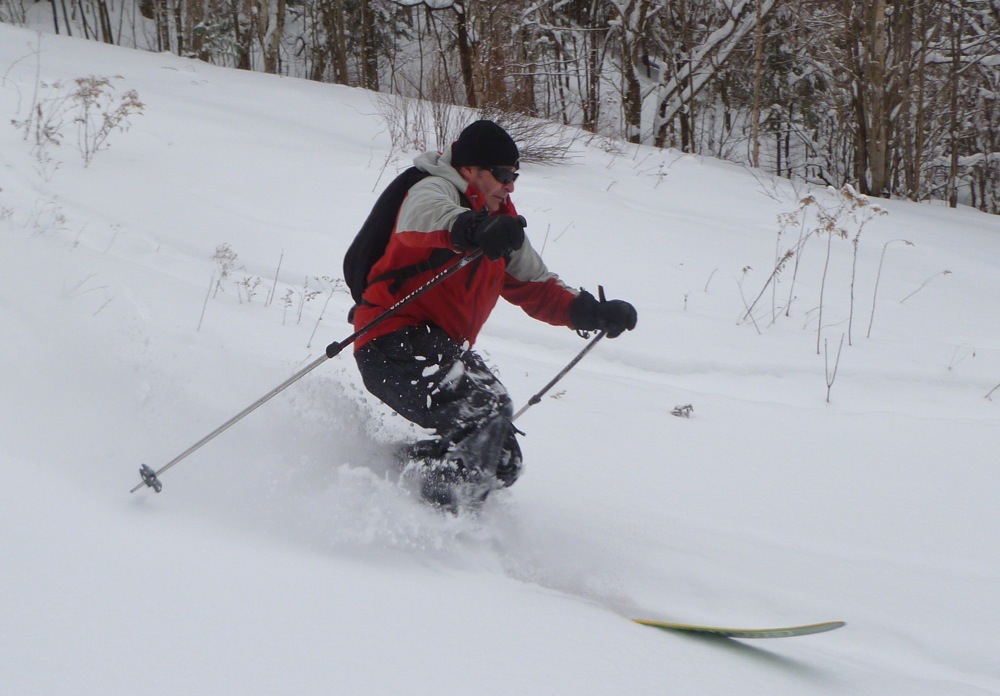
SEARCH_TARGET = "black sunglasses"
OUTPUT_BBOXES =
[487,166,519,185]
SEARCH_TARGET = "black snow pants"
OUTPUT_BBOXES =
[355,325,522,492]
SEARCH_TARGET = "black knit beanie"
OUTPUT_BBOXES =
[450,120,520,168]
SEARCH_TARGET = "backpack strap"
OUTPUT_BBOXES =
[367,247,457,294]
[349,186,477,323]
[362,190,474,296]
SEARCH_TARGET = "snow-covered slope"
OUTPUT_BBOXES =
[2,24,998,694]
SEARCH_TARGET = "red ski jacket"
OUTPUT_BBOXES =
[352,150,579,350]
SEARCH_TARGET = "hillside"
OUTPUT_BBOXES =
[2,24,999,695]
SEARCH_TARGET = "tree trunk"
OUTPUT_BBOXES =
[188,0,207,61]
[265,0,287,74]
[455,2,477,107]
[613,0,652,144]
[585,28,602,132]
[232,0,250,69]
[97,0,114,43]
[59,0,73,37]
[844,0,870,192]
[360,0,379,91]
[864,0,890,197]
[750,0,764,168]
[157,0,172,53]
[622,64,643,143]
[333,0,349,83]
[173,0,184,56]
[911,1,934,201]
[947,3,963,208]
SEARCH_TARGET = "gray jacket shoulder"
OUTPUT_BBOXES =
[396,150,468,235]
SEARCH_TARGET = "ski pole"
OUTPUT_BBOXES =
[512,285,617,422]
[513,330,606,422]
[131,250,483,494]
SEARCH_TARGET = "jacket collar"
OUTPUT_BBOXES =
[412,148,516,215]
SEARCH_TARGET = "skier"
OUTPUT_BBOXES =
[352,120,637,511]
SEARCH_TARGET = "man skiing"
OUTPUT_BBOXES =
[352,120,636,511]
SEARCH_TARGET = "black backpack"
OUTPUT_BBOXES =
[344,166,469,310]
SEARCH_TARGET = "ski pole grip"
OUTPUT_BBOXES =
[326,340,347,358]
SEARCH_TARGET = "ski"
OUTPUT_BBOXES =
[633,618,845,639]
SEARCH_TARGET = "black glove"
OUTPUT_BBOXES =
[452,211,526,261]
[570,288,637,338]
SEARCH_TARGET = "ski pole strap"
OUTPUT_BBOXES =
[512,330,606,422]
[326,250,483,358]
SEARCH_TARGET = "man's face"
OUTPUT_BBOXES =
[464,166,517,212]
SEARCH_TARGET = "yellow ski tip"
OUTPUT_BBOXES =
[633,618,846,639]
